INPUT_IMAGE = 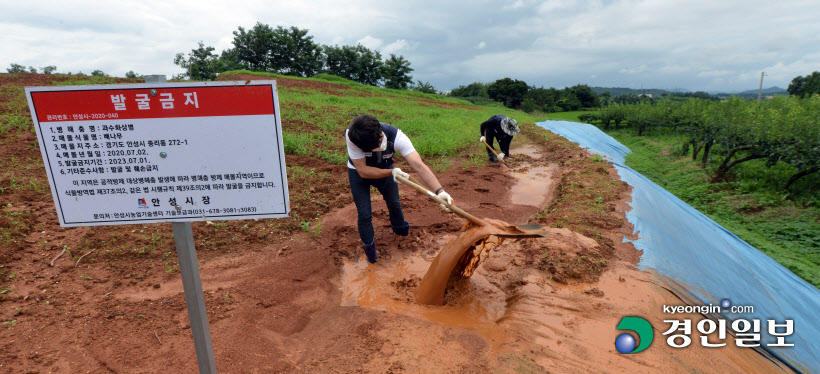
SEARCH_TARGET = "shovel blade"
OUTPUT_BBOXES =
[495,225,549,238]
[515,224,547,231]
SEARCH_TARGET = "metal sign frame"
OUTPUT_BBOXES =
[25,80,290,227]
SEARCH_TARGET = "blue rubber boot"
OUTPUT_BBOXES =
[393,221,410,236]
[363,241,377,264]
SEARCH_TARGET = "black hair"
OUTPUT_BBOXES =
[348,115,382,151]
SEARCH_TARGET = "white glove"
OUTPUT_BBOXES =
[436,190,453,212]
[497,153,505,161]
[479,136,486,143]
[392,167,409,183]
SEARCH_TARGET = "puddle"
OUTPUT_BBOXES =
[341,254,510,348]
[510,164,557,207]
[511,143,541,158]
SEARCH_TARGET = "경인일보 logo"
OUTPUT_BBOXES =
[615,316,654,354]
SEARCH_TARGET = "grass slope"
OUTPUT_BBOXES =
[606,127,819,288]
[541,110,818,288]
[218,70,546,163]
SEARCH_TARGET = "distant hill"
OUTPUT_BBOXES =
[592,86,789,98]
[714,86,789,98]
[590,87,671,97]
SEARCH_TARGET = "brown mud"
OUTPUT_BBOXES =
[414,219,544,305]
[0,73,793,373]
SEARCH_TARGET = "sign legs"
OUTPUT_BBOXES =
[173,222,217,374]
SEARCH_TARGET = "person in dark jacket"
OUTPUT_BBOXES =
[346,115,454,264]
[479,115,519,162]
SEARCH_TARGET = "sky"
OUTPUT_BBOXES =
[3,0,819,93]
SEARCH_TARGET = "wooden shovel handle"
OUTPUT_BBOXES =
[481,140,509,167]
[395,175,486,227]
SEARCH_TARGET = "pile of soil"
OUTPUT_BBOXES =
[0,73,789,373]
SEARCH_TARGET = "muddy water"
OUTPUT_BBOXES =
[404,161,556,306]
[510,164,557,207]
[339,154,560,355]
[511,143,542,158]
[414,219,545,305]
[341,253,510,347]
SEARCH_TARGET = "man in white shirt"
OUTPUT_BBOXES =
[346,115,454,263]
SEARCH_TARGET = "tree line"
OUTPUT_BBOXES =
[581,95,820,189]
[448,78,600,112]
[4,63,138,78]
[447,78,722,112]
[172,23,430,92]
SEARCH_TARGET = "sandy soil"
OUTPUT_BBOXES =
[0,73,792,373]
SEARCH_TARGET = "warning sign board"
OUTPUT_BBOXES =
[25,80,290,227]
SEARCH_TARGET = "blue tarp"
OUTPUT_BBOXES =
[538,121,820,373]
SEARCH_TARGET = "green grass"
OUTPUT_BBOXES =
[51,75,133,86]
[217,71,547,164]
[0,85,33,133]
[544,111,590,123]
[0,207,33,251]
[604,127,820,288]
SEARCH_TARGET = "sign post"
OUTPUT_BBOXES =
[25,77,289,373]
[148,74,216,373]
[173,219,216,373]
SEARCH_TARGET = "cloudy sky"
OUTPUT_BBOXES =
[3,0,819,92]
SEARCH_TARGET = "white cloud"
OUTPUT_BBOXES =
[697,70,732,78]
[356,36,383,50]
[504,0,525,10]
[381,40,409,56]
[2,0,820,91]
[619,65,650,75]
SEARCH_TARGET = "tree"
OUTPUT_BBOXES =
[557,91,582,111]
[323,45,359,80]
[230,23,323,77]
[599,91,612,106]
[487,78,528,108]
[322,44,383,86]
[41,65,57,74]
[216,48,244,72]
[231,23,276,71]
[787,71,820,98]
[412,81,436,94]
[354,45,383,86]
[7,63,26,73]
[382,54,413,89]
[91,70,108,77]
[524,86,560,112]
[125,70,141,79]
[691,91,714,100]
[449,82,488,98]
[174,41,230,81]
[570,84,599,108]
[270,26,323,77]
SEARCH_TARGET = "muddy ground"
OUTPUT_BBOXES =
[0,73,791,373]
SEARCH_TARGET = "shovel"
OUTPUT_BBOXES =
[398,174,549,305]
[394,175,547,238]
[481,140,510,168]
